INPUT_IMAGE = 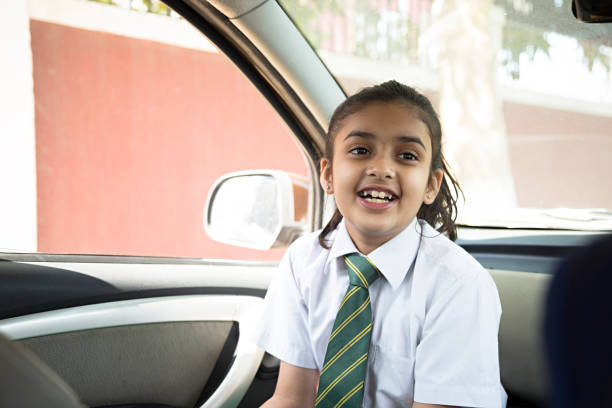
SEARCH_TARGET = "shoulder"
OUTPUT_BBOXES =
[418,220,483,277]
[286,229,329,263]
[416,220,498,301]
[282,228,332,280]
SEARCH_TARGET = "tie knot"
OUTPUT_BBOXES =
[344,254,381,289]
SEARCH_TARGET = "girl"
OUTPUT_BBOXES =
[252,81,506,408]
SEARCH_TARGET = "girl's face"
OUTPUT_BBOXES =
[320,102,443,254]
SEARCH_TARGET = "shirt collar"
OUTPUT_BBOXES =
[328,217,421,290]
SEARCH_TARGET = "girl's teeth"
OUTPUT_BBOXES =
[365,197,386,203]
[367,191,389,199]
[360,190,394,200]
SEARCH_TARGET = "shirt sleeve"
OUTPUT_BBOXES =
[248,244,318,369]
[413,270,506,408]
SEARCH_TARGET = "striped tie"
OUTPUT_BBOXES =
[315,254,381,408]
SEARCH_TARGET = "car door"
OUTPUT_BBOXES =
[0,0,335,406]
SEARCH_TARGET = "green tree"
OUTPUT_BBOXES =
[495,0,612,78]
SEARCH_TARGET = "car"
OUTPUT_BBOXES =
[0,0,611,407]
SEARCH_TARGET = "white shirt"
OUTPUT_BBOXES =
[251,218,507,408]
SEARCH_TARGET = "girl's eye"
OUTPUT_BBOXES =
[349,147,369,155]
[399,152,418,161]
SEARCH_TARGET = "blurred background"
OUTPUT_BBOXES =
[1,0,611,259]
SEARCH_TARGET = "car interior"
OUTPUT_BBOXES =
[1,0,611,407]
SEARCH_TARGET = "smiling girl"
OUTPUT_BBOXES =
[252,81,506,408]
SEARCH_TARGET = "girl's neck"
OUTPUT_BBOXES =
[344,219,400,255]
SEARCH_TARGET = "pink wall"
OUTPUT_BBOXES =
[504,102,612,209]
[31,20,307,260]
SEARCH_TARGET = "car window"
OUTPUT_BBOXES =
[281,0,612,231]
[1,0,309,260]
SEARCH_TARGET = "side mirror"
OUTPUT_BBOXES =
[204,170,308,250]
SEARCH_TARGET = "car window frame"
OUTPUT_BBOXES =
[166,0,333,233]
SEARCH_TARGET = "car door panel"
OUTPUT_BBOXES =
[20,321,232,408]
[0,258,273,407]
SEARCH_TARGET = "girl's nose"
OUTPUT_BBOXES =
[366,155,395,179]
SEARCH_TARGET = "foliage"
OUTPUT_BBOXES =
[501,22,551,79]
[579,39,611,72]
[281,0,611,79]
[281,0,420,63]
[494,0,611,78]
[89,0,611,78]
[281,1,343,49]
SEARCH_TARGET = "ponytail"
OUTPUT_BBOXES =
[318,209,343,249]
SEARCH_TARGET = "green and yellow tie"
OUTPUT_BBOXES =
[315,254,381,408]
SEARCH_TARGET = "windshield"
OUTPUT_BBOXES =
[280,0,612,231]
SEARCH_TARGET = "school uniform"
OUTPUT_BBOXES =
[251,217,507,407]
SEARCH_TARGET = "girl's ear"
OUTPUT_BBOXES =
[424,169,443,205]
[319,158,333,194]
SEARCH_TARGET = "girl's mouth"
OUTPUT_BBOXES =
[358,189,396,203]
[357,189,397,209]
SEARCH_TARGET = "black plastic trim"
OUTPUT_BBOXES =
[457,230,604,273]
[0,252,278,266]
[0,259,265,321]
[470,253,561,274]
[162,0,325,229]
[275,1,349,97]
[197,322,240,405]
[164,0,323,155]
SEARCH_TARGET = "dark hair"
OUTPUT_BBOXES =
[318,80,462,248]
